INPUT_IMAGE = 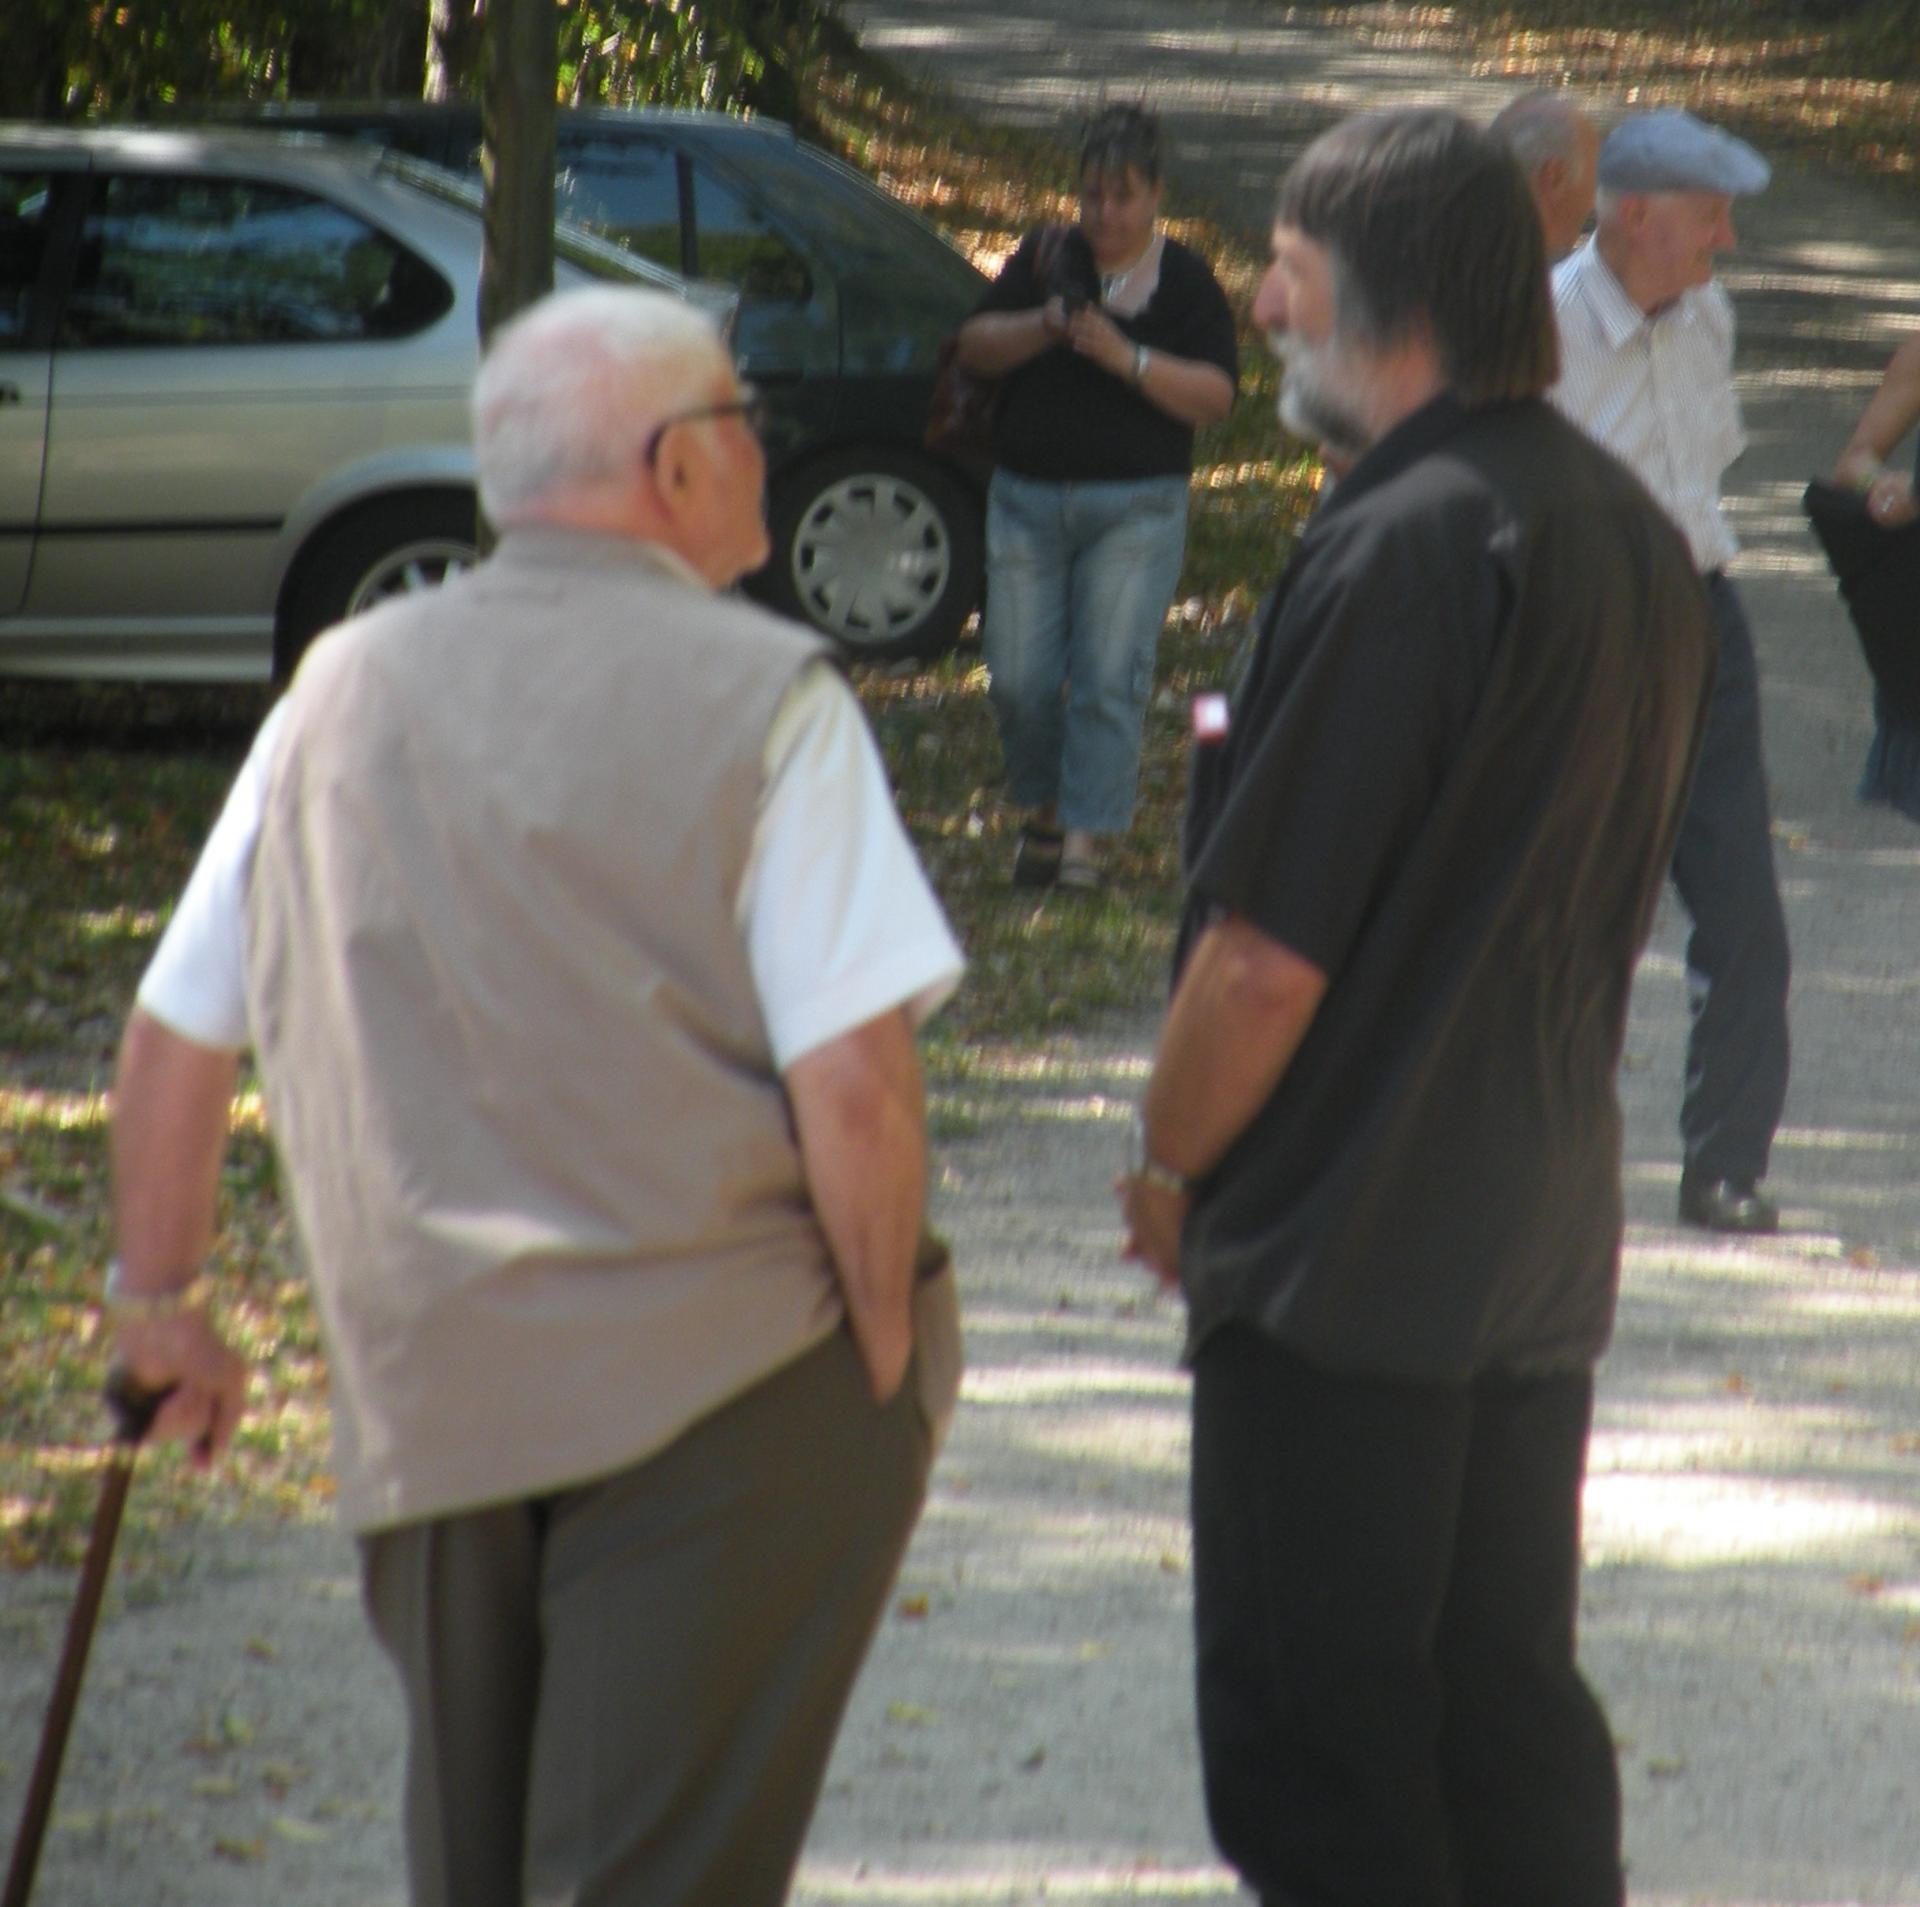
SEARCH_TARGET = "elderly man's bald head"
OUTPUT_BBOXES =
[473,287,734,526]
[1489,91,1600,261]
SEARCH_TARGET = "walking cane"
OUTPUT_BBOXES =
[3,1371,168,1907]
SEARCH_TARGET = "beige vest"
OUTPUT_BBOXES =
[245,529,840,1531]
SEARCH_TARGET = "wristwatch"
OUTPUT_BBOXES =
[1126,1110,1193,1197]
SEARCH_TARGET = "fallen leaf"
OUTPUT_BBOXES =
[1646,1756,1686,1779]
[896,1594,930,1620]
[1846,1574,1887,1597]
[1018,1745,1046,1771]
[212,1835,266,1862]
[245,1635,278,1661]
[885,1702,936,1726]
[1724,1372,1749,1395]
[1847,1247,1880,1269]
[272,1815,331,1844]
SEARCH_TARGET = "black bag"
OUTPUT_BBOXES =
[1802,477,1920,726]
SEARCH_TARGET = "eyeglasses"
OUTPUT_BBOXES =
[641,389,770,470]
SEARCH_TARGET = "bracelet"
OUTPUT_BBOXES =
[1131,343,1151,387]
[1127,1110,1193,1196]
[102,1260,215,1323]
[1843,456,1884,494]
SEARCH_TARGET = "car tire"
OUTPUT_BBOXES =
[760,448,982,666]
[275,490,480,683]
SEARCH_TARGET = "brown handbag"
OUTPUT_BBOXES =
[923,335,998,473]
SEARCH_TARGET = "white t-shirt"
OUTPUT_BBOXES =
[139,660,962,1070]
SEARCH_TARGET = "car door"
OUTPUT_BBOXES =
[0,163,60,615]
[24,163,459,666]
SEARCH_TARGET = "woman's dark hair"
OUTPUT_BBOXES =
[1080,102,1162,187]
[1276,108,1559,405]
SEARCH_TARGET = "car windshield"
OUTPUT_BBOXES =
[376,149,736,328]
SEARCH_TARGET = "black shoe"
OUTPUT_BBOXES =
[1011,825,1064,889]
[1678,1175,1779,1235]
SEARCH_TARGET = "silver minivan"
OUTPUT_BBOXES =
[0,126,727,683]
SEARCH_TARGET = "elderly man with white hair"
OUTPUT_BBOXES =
[1551,109,1792,1236]
[104,285,964,1906]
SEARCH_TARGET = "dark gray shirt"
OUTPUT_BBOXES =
[1179,394,1715,1382]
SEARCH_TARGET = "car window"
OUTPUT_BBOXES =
[552,135,684,273]
[0,172,52,345]
[690,165,810,307]
[57,172,453,348]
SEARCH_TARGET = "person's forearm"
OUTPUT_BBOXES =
[108,1006,250,1463]
[1135,352,1236,428]
[786,1008,928,1403]
[1837,338,1920,482]
[1140,914,1329,1178]
[112,1007,242,1287]
[956,307,1054,377]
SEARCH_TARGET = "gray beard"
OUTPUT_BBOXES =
[1278,358,1369,466]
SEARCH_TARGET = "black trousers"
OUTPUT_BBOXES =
[1671,574,1791,1184]
[1190,1327,1624,1907]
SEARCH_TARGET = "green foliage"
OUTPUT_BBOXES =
[0,0,852,121]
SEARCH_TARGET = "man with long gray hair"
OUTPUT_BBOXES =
[1118,110,1714,1906]
[105,284,964,1905]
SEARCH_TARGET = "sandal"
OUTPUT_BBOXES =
[1011,824,1065,889]
[1056,848,1106,893]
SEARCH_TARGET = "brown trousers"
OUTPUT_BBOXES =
[358,1323,930,1907]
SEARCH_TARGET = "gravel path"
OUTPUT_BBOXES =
[5,7,1920,1902]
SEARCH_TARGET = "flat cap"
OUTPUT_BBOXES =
[1598,110,1771,196]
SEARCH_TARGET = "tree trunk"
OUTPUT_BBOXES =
[477,0,556,353]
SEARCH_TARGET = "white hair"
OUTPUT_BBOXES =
[1488,90,1591,174]
[472,286,730,523]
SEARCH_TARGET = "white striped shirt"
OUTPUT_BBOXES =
[1549,242,1744,574]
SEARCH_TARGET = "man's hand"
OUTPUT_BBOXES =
[1116,1173,1187,1293]
[111,1309,248,1467]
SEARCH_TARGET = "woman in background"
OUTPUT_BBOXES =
[1834,336,1920,819]
[957,104,1237,891]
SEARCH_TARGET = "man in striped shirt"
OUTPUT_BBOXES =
[1550,109,1791,1236]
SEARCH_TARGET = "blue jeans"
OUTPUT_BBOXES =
[982,468,1191,835]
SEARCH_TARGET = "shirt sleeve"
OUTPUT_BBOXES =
[135,698,291,1052]
[739,663,965,1071]
[1189,513,1502,977]
[1165,246,1241,383]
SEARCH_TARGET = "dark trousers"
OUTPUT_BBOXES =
[1190,1327,1623,1907]
[358,1326,927,1907]
[1670,574,1790,1184]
